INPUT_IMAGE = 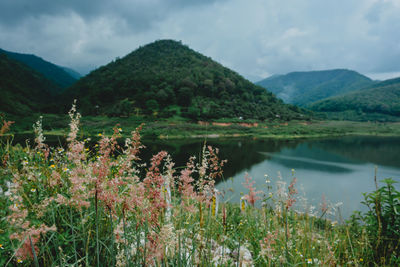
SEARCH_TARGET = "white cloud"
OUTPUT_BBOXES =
[0,0,399,79]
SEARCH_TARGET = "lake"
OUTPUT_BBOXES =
[142,136,400,220]
[7,134,400,219]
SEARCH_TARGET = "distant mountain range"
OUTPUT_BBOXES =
[0,48,80,91]
[0,53,59,114]
[64,40,302,120]
[257,69,374,106]
[256,69,400,121]
[309,77,400,117]
[1,40,399,121]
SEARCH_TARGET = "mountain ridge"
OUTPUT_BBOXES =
[0,53,59,114]
[0,48,79,92]
[64,39,303,120]
[309,76,400,118]
[257,69,374,106]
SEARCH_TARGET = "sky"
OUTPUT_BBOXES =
[0,0,399,81]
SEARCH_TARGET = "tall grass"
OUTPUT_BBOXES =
[0,106,399,266]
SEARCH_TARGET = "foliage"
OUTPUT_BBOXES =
[0,48,78,90]
[350,178,400,265]
[310,77,400,119]
[257,69,374,106]
[64,40,302,121]
[1,107,399,266]
[0,54,61,115]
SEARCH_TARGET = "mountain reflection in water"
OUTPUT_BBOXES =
[7,134,400,219]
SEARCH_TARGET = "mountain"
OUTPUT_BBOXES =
[65,40,303,120]
[0,53,59,115]
[62,67,82,79]
[0,48,78,91]
[257,69,374,106]
[309,77,400,119]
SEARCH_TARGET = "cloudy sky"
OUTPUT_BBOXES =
[1,0,399,81]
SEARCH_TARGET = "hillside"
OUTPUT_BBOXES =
[257,69,374,106]
[0,53,59,115]
[309,77,400,119]
[0,48,78,91]
[65,40,302,120]
[62,67,82,79]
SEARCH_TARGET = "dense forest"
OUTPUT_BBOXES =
[257,69,374,106]
[0,48,78,91]
[0,53,60,115]
[310,77,400,117]
[64,40,303,121]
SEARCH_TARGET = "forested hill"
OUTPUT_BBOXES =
[257,69,374,106]
[64,40,303,120]
[0,53,59,115]
[0,48,79,91]
[309,77,400,117]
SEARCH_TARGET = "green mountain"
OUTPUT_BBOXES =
[0,53,59,115]
[62,67,82,79]
[65,40,302,120]
[257,69,374,106]
[309,77,400,119]
[0,48,79,91]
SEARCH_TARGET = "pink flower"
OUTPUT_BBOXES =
[242,173,262,207]
[285,177,298,210]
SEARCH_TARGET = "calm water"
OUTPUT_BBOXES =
[7,134,400,219]
[142,136,400,219]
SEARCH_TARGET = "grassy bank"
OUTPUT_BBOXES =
[1,108,399,266]
[3,112,400,140]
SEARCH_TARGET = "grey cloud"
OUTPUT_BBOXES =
[0,0,226,32]
[0,0,399,79]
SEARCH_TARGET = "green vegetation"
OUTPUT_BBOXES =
[257,69,374,106]
[4,112,400,140]
[0,48,78,90]
[310,77,400,120]
[0,54,60,115]
[351,175,400,264]
[64,40,302,120]
[1,112,399,266]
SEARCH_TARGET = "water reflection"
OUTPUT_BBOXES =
[5,134,400,218]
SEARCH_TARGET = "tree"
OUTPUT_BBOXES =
[146,99,159,113]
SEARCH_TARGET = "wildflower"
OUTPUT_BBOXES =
[85,148,89,151]
[118,128,122,132]
[307,258,312,264]
[320,194,328,216]
[286,177,298,210]
[17,259,23,263]
[0,120,14,136]
[30,188,36,193]
[97,133,102,136]
[240,196,246,212]
[360,258,363,262]
[50,164,55,168]
[242,173,262,207]
[0,244,3,249]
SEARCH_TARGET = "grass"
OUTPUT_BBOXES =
[0,109,399,266]
[3,112,400,140]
